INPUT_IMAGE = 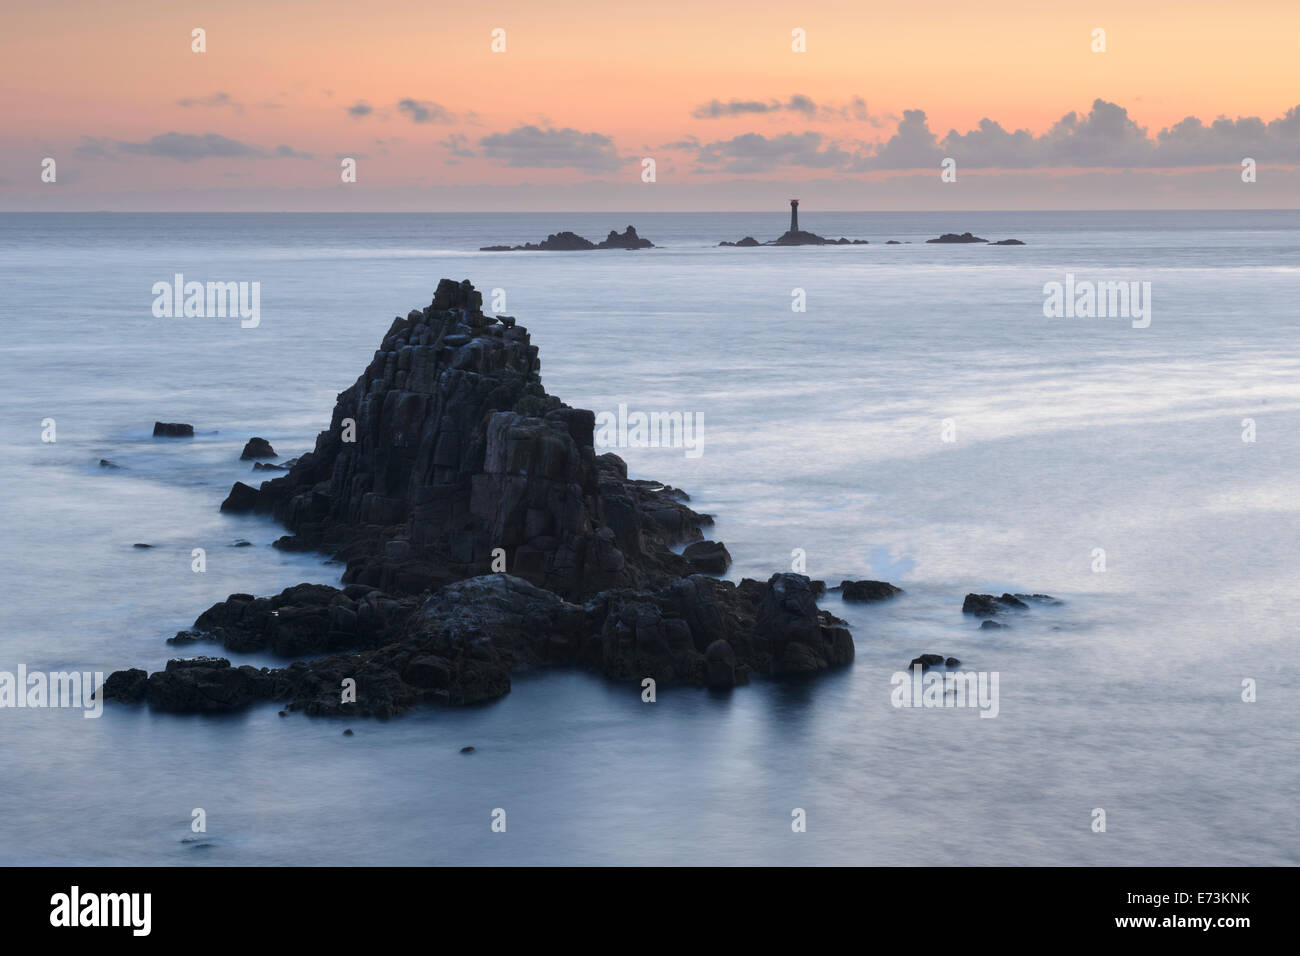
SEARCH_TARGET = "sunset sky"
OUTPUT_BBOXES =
[3,0,1298,209]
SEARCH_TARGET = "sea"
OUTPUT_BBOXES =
[0,210,1296,865]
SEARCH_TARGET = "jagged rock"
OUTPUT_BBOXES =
[909,654,946,670]
[683,540,731,574]
[838,579,902,602]
[482,229,654,252]
[597,226,653,249]
[153,422,193,437]
[240,437,276,460]
[719,237,760,247]
[253,461,288,471]
[926,232,987,244]
[111,279,856,719]
[222,278,708,600]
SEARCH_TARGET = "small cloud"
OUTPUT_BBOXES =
[347,100,373,118]
[478,124,623,173]
[176,92,242,113]
[441,133,475,157]
[397,98,455,124]
[114,132,313,162]
[74,136,117,160]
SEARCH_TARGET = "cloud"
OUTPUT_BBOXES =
[73,136,117,160]
[176,92,241,112]
[440,133,475,158]
[692,94,890,125]
[674,100,1300,171]
[865,100,1300,169]
[113,132,312,162]
[397,98,455,124]
[478,124,623,173]
[687,131,865,173]
[346,100,373,118]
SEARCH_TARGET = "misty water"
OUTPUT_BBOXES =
[1,211,1297,864]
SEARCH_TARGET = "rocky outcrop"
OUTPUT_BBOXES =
[990,239,1026,245]
[240,437,276,459]
[106,570,852,715]
[597,226,653,249]
[926,232,988,244]
[718,237,761,247]
[481,227,655,252]
[220,278,706,601]
[153,422,193,437]
[909,654,961,670]
[109,278,856,718]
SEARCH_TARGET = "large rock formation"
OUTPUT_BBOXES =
[107,279,855,717]
[221,278,701,601]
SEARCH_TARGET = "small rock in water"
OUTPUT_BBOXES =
[240,437,276,460]
[343,728,353,736]
[153,421,194,437]
[232,539,252,547]
[99,458,121,468]
[460,746,475,753]
[132,543,152,549]
[980,619,1006,630]
[278,710,287,717]
[839,580,902,602]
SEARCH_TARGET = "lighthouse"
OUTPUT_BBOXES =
[789,199,800,233]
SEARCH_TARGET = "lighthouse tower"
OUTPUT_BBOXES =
[789,199,800,233]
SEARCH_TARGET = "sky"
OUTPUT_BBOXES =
[2,0,1298,210]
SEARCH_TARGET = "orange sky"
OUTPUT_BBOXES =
[2,0,1298,208]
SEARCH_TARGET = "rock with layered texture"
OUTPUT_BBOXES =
[222,278,707,601]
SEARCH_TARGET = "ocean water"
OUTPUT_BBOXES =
[0,210,1297,866]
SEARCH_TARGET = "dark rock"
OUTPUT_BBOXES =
[460,746,475,753]
[719,236,761,247]
[839,579,902,602]
[980,619,1006,630]
[597,226,654,249]
[683,540,731,574]
[232,540,252,547]
[223,279,710,601]
[1013,593,1061,604]
[484,229,656,252]
[144,657,272,714]
[253,461,288,471]
[962,593,1029,617]
[153,422,194,437]
[99,459,121,468]
[343,729,353,736]
[909,654,946,670]
[885,240,902,244]
[990,239,1026,245]
[926,232,988,244]
[132,543,152,549]
[704,639,737,688]
[109,279,857,720]
[98,668,147,702]
[220,481,260,513]
[945,657,961,666]
[240,437,276,460]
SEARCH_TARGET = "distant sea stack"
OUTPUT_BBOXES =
[719,200,868,246]
[481,226,654,251]
[105,279,855,717]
